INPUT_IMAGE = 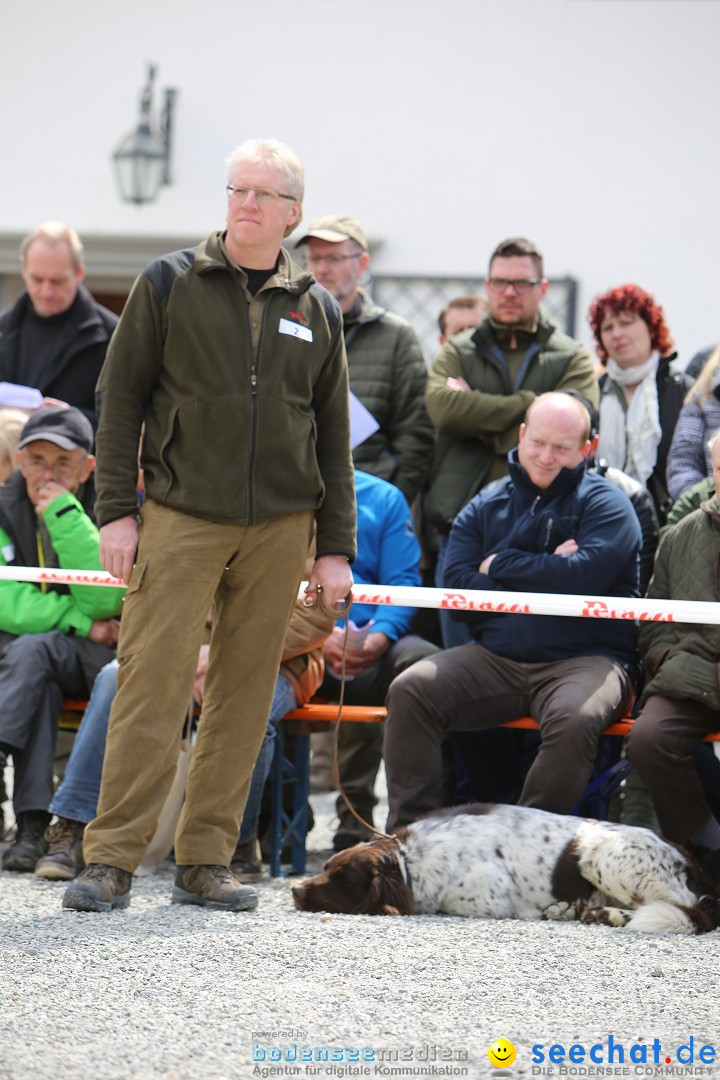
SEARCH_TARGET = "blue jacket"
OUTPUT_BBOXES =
[442,451,641,667]
[338,470,422,641]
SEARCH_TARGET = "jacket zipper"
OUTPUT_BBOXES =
[544,516,553,550]
[245,291,273,524]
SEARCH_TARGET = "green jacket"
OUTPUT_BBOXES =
[0,471,125,637]
[658,475,714,543]
[640,495,720,711]
[344,289,434,503]
[425,312,598,528]
[95,233,356,560]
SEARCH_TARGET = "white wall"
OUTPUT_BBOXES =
[1,0,718,360]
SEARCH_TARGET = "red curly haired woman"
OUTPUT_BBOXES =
[588,284,691,523]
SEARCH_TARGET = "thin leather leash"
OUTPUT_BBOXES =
[304,585,396,844]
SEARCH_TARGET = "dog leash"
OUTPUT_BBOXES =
[304,585,398,846]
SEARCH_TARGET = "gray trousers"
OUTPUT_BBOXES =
[0,631,115,814]
[628,694,720,844]
[384,643,633,831]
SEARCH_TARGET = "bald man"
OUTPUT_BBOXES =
[384,392,642,830]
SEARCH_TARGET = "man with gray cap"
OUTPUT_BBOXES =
[0,405,124,872]
[297,216,433,504]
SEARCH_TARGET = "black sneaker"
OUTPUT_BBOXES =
[35,818,85,881]
[62,864,132,912]
[172,865,258,911]
[2,810,50,872]
[229,838,263,883]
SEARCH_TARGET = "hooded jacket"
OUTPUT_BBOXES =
[442,451,641,668]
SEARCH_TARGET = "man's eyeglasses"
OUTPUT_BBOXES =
[226,185,296,206]
[22,455,82,481]
[486,277,541,294]
[306,254,363,268]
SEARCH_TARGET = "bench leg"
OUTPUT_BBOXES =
[268,726,311,878]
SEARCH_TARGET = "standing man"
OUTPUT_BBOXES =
[425,237,598,648]
[296,216,433,504]
[0,223,118,427]
[63,138,355,914]
[384,393,641,831]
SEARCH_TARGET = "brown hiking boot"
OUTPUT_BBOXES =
[62,863,132,912]
[35,818,85,881]
[172,864,258,911]
[229,838,263,883]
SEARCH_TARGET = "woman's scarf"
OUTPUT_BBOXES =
[596,352,662,485]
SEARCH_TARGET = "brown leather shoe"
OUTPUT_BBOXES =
[172,864,258,911]
[62,864,132,912]
[35,818,85,881]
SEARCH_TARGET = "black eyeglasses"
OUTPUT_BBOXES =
[486,277,541,294]
[226,185,296,206]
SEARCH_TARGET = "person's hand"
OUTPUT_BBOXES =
[446,376,471,393]
[323,628,391,677]
[305,555,353,610]
[100,516,138,585]
[479,553,497,575]
[34,480,70,516]
[88,618,121,647]
[40,396,70,410]
[553,539,578,557]
[192,643,210,705]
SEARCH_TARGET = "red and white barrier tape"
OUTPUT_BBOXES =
[1,565,719,626]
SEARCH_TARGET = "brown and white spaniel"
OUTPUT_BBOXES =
[292,804,720,934]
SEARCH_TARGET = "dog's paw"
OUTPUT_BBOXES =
[542,901,577,921]
[580,904,631,927]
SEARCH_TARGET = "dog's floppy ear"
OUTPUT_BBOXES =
[362,864,414,916]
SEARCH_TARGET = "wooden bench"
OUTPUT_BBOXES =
[57,699,720,879]
[270,709,720,877]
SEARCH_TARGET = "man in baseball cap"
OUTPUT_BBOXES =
[296,214,432,505]
[296,216,434,849]
[17,403,94,454]
[0,404,124,873]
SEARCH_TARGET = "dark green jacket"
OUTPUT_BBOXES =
[640,495,720,711]
[95,233,356,560]
[425,312,598,529]
[345,289,433,503]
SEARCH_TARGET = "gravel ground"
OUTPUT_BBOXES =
[2,774,720,1080]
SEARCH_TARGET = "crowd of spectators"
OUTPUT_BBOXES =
[1,152,719,909]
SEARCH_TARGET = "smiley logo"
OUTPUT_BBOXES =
[488,1039,516,1067]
